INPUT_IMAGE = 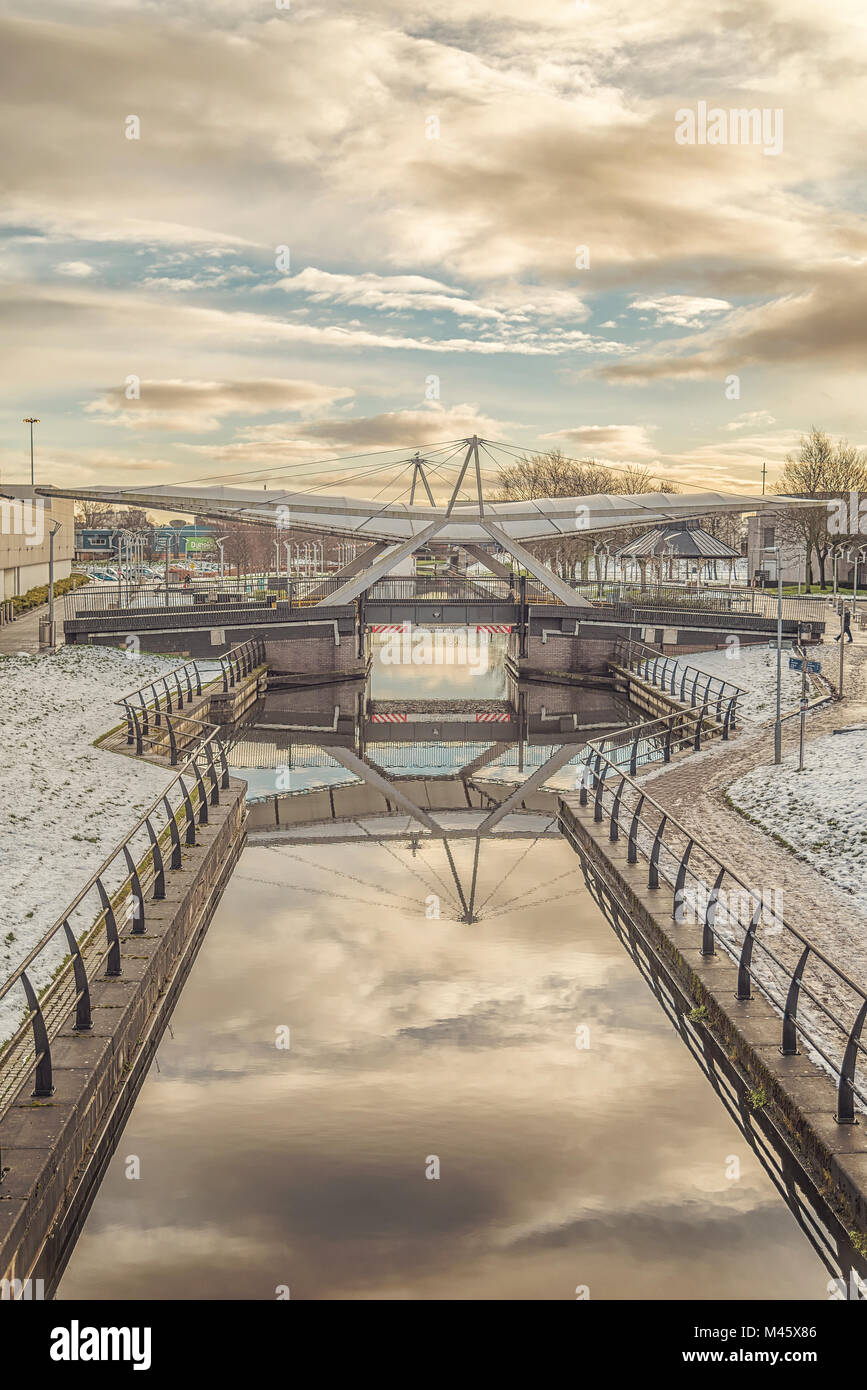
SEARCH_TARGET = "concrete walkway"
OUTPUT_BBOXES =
[0,603,49,657]
[636,630,867,977]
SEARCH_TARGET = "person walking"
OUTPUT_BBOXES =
[835,605,853,643]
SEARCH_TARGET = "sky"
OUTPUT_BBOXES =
[2,0,866,502]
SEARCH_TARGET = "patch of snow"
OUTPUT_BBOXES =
[727,729,867,916]
[0,646,189,1039]
[671,644,806,725]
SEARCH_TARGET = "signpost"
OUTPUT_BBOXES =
[788,655,821,771]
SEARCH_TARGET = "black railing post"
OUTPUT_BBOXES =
[593,762,605,822]
[735,899,762,1001]
[178,776,197,845]
[122,700,134,746]
[218,738,230,789]
[610,777,625,842]
[162,676,173,714]
[702,867,724,956]
[627,794,644,865]
[781,945,810,1055]
[205,741,220,805]
[63,922,92,1031]
[674,840,694,919]
[123,845,146,934]
[219,657,228,693]
[163,714,178,766]
[130,707,143,756]
[649,815,667,889]
[96,878,121,976]
[163,794,183,869]
[145,816,166,897]
[193,759,209,825]
[629,729,640,776]
[20,972,53,1097]
[194,662,202,696]
[138,690,150,737]
[836,999,867,1124]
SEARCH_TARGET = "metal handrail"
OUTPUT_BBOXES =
[565,745,867,1124]
[117,639,265,757]
[614,636,747,708]
[0,724,231,1120]
[116,659,203,738]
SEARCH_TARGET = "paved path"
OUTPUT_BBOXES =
[637,630,867,975]
[0,603,49,657]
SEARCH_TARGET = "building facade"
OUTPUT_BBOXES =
[0,487,75,601]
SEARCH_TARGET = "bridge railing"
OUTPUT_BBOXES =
[0,725,232,1125]
[562,748,867,1124]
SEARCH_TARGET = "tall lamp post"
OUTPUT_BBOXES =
[23,418,39,487]
[762,544,783,764]
[47,520,62,649]
[215,535,228,580]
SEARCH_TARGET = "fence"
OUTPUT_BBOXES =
[613,638,744,721]
[562,748,867,1124]
[0,726,231,1122]
[116,640,265,760]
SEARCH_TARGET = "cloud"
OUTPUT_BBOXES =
[175,402,512,466]
[629,295,731,327]
[600,265,867,383]
[83,377,355,433]
[726,411,777,432]
[56,260,95,277]
[544,423,658,461]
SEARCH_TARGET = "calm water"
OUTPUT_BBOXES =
[57,829,832,1300]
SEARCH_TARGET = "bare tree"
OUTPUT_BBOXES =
[494,449,678,581]
[774,428,867,587]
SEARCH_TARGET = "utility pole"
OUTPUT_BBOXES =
[761,460,766,496]
[23,418,39,486]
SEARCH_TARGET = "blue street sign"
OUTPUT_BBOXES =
[788,657,803,670]
[788,656,821,673]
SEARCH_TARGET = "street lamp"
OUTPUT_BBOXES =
[762,544,783,765]
[214,535,228,580]
[47,520,62,649]
[23,418,39,487]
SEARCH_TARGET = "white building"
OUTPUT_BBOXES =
[0,487,75,603]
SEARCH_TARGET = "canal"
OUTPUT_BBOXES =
[55,642,840,1300]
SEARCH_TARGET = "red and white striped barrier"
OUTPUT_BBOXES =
[476,624,512,634]
[370,623,408,634]
[369,711,408,723]
[475,711,512,723]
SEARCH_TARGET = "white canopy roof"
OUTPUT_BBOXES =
[41,482,801,544]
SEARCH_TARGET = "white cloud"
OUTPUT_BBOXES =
[629,295,732,328]
[56,260,95,277]
[84,377,355,434]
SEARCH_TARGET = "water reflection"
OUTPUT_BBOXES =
[55,660,847,1300]
[59,833,833,1301]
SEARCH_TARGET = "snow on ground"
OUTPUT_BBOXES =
[671,643,806,725]
[727,728,867,916]
[0,645,188,1036]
